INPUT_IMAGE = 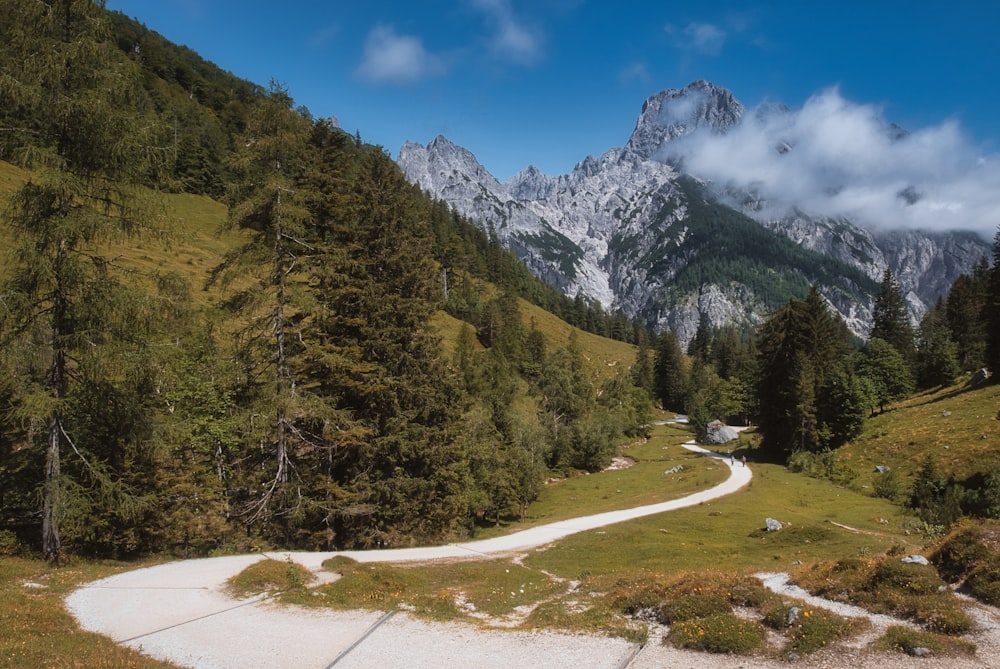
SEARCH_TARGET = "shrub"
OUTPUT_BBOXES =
[786,608,858,654]
[667,613,767,654]
[876,625,976,657]
[930,522,1000,606]
[656,592,730,624]
[228,557,312,596]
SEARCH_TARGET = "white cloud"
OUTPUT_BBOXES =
[619,62,651,85]
[663,88,1000,237]
[471,0,543,65]
[355,25,445,85]
[665,21,726,56]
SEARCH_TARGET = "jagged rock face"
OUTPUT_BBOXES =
[626,80,744,160]
[397,82,989,344]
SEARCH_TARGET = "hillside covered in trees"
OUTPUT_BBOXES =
[0,1,650,561]
[1,1,998,565]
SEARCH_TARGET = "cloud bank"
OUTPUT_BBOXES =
[663,88,1000,238]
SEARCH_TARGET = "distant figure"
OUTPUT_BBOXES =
[729,451,734,465]
[741,455,747,467]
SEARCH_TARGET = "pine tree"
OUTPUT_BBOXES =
[211,82,324,535]
[653,330,687,412]
[756,287,860,458]
[944,259,990,371]
[871,269,916,365]
[0,0,167,561]
[915,298,961,388]
[986,226,1000,376]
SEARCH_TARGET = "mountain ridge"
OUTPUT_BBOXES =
[398,81,990,343]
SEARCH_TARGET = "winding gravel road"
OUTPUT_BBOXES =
[66,440,750,668]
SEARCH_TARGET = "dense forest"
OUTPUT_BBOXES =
[1,1,998,563]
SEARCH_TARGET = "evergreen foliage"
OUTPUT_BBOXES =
[0,0,168,561]
[871,269,916,366]
[755,287,864,459]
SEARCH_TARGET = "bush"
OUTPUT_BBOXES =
[668,613,767,654]
[876,625,976,657]
[227,557,312,596]
[930,522,1000,606]
[873,468,901,500]
[656,593,731,624]
[786,608,858,654]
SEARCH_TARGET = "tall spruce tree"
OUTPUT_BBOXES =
[871,269,916,365]
[0,0,166,561]
[211,82,320,535]
[756,287,861,458]
[986,226,1000,377]
[653,330,687,412]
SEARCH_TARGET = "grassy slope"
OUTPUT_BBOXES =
[838,379,1000,485]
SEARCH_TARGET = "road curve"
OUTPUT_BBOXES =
[66,440,752,669]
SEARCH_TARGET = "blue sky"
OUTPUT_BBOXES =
[105,1,1000,235]
[104,1,999,176]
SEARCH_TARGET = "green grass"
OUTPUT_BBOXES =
[0,556,178,668]
[837,381,1000,487]
[469,420,728,539]
[227,556,313,597]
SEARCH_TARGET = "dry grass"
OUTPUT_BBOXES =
[0,556,178,668]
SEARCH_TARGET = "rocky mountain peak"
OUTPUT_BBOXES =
[625,80,745,160]
[504,164,553,200]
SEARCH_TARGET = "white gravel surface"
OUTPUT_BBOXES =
[65,439,1000,668]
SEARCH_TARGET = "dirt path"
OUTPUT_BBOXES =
[64,438,1000,668]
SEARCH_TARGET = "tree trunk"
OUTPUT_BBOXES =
[42,411,61,562]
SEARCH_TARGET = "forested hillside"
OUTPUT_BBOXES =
[0,1,648,561]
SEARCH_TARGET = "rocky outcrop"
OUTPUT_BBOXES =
[397,82,990,345]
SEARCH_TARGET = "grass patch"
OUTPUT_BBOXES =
[0,556,178,668]
[471,421,729,539]
[227,557,312,597]
[876,625,977,657]
[931,520,1000,606]
[794,555,973,634]
[300,556,566,623]
[762,602,862,654]
[837,382,1000,490]
[667,613,767,654]
[524,455,914,578]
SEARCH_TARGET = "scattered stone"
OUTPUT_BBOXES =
[664,464,684,475]
[765,517,783,532]
[875,465,890,473]
[786,651,800,661]
[901,555,930,565]
[942,410,952,417]
[969,368,989,387]
[908,646,933,657]
[786,606,801,626]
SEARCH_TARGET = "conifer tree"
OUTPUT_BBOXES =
[871,269,916,365]
[211,82,320,534]
[0,0,166,561]
[915,298,961,388]
[653,330,687,412]
[986,226,1000,376]
[756,287,860,458]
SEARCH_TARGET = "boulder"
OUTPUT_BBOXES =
[704,420,739,445]
[901,555,930,566]
[765,517,783,532]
